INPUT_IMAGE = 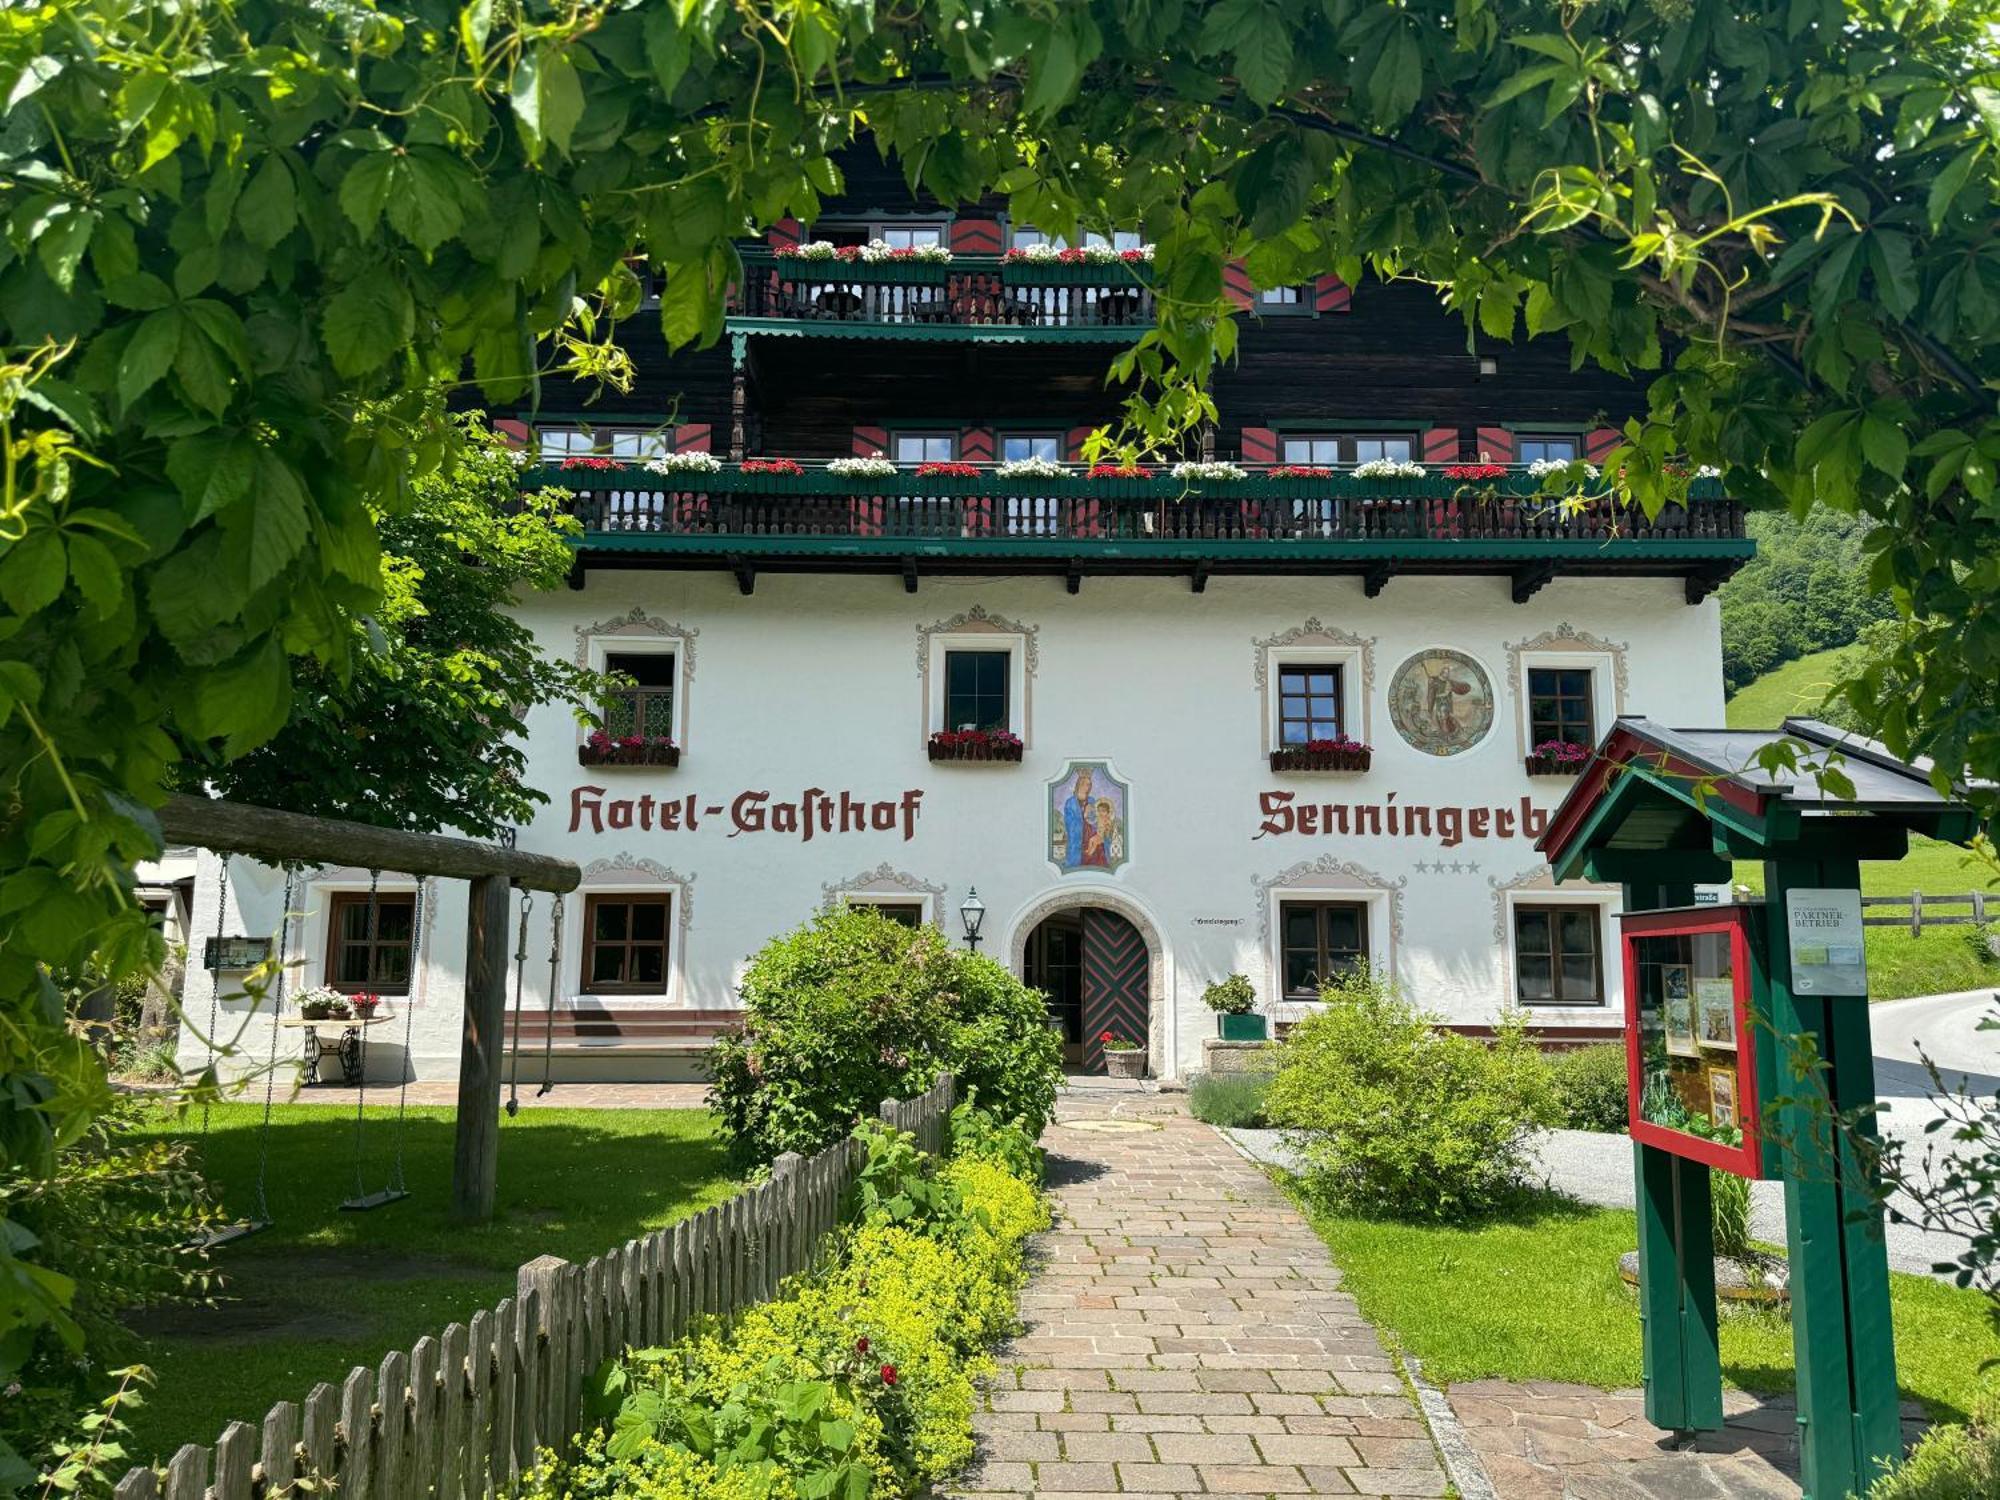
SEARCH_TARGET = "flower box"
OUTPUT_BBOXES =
[578,741,681,768]
[928,731,1024,763]
[1218,1013,1268,1042]
[1269,745,1372,773]
[1525,751,1590,776]
[768,258,951,285]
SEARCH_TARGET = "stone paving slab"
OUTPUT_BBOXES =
[1449,1378,1931,1498]
[947,1095,1447,1498]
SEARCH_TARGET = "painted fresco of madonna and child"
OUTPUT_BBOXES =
[1047,760,1130,874]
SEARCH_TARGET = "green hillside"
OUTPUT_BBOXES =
[1724,646,1848,729]
[1725,661,1999,1001]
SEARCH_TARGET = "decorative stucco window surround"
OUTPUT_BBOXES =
[566,855,695,1008]
[574,607,700,750]
[917,605,1038,742]
[1252,619,1377,753]
[1488,861,1624,1018]
[1253,855,1404,1017]
[1504,624,1628,757]
[822,864,948,926]
[298,868,438,1007]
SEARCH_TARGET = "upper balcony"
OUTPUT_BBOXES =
[537,460,1752,601]
[729,248,1156,342]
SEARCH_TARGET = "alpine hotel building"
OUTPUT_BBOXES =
[178,160,1751,1088]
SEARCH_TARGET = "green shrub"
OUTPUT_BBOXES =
[1188,1071,1275,1129]
[1866,1388,2000,1499]
[1549,1043,1629,1133]
[949,1097,1044,1183]
[539,1125,1048,1500]
[1710,1169,1752,1260]
[708,907,1063,1162]
[1266,966,1557,1222]
[1201,974,1256,1014]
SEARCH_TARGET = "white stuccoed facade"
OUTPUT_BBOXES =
[176,569,1725,1087]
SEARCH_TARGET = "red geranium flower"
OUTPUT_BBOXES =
[739,458,804,475]
[559,455,620,471]
[1443,463,1509,481]
[880,1364,898,1385]
[1267,464,1333,479]
[914,461,981,477]
[855,1336,870,1355]
[1086,462,1153,479]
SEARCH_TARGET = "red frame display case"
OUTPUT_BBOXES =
[1621,904,1769,1179]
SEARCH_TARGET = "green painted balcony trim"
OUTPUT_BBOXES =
[573,531,1755,563]
[525,462,1730,505]
[726,317,1146,344]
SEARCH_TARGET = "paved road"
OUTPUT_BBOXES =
[1235,989,1998,1281]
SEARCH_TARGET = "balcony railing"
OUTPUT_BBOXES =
[534,463,1746,550]
[731,250,1156,336]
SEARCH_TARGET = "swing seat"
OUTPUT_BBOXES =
[197,1218,271,1250]
[338,1188,410,1213]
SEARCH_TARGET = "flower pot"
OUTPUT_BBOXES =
[1524,753,1588,776]
[1217,1013,1268,1042]
[1104,1047,1146,1080]
[1269,746,1371,773]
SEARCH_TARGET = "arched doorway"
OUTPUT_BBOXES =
[1023,906,1151,1071]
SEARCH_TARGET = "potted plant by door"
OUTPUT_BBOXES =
[1203,973,1266,1040]
[1099,1030,1147,1079]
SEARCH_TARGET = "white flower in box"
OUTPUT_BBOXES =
[1350,457,1427,479]
[1526,457,1600,480]
[642,451,722,475]
[785,240,841,261]
[994,455,1069,479]
[1169,460,1247,482]
[826,455,899,477]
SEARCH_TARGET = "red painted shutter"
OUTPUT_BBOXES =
[494,418,531,449]
[1239,427,1279,464]
[958,427,995,463]
[672,424,712,454]
[1585,427,1623,463]
[1223,261,1254,311]
[852,425,889,458]
[949,218,1002,255]
[768,218,802,251]
[1065,426,1098,461]
[1476,426,1515,462]
[1422,427,1460,464]
[1313,275,1351,313]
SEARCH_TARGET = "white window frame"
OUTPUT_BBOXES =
[926,631,1027,740]
[1265,885,1394,1010]
[1256,285,1313,317]
[1502,890,1622,1014]
[588,637,689,752]
[1516,650,1615,757]
[838,891,936,926]
[1262,643,1368,754]
[568,882,685,1008]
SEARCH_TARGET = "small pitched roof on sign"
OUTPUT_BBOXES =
[1536,716,1986,884]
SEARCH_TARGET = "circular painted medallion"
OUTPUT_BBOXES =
[1387,649,1495,757]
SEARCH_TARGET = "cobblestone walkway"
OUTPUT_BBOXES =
[951,1094,1448,1498]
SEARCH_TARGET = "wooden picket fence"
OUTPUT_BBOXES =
[113,1074,958,1500]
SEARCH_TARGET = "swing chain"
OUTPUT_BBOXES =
[347,869,381,1203]
[538,895,562,1098]
[386,879,424,1194]
[250,868,298,1227]
[504,890,534,1117]
[199,855,230,1138]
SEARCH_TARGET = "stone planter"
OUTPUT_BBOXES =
[1269,746,1371,773]
[1104,1047,1147,1080]
[1217,1013,1268,1041]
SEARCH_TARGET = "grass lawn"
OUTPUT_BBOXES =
[1297,1184,2000,1422]
[1724,647,1852,730]
[122,1101,735,1462]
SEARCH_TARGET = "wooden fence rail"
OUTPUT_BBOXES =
[1860,891,1996,938]
[114,1076,958,1500]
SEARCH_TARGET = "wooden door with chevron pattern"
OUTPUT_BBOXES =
[1080,908,1149,1071]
